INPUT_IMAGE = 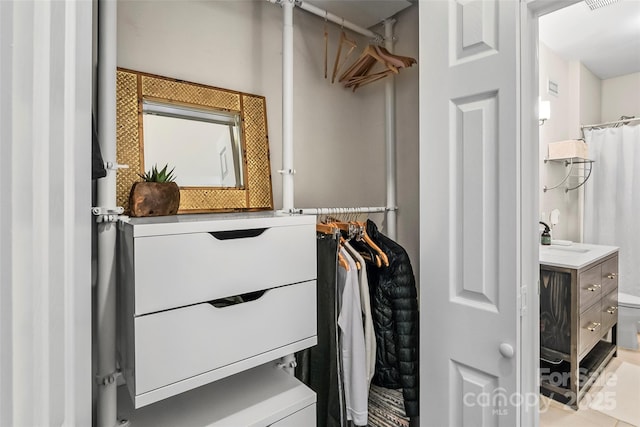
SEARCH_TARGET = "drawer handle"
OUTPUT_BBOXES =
[207,289,268,308]
[606,273,617,279]
[586,284,601,292]
[587,322,601,332]
[208,228,267,240]
[606,306,618,314]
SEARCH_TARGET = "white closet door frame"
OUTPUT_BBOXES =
[0,1,93,425]
[519,1,581,426]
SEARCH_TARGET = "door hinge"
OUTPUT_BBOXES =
[520,284,527,317]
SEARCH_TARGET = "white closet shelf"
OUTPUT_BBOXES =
[543,157,595,193]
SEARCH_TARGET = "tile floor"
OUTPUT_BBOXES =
[540,334,640,427]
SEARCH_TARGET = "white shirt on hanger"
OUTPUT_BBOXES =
[338,248,368,426]
[343,240,376,386]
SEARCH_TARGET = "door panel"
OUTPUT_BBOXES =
[420,0,520,425]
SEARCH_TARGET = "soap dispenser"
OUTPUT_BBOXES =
[539,221,551,245]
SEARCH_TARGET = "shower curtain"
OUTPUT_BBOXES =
[584,124,640,298]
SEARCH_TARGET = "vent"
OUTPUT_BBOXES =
[584,0,619,11]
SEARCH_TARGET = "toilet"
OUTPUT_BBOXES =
[618,292,640,350]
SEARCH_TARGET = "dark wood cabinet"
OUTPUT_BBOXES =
[540,251,618,409]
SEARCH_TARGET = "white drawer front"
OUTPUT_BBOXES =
[134,224,316,315]
[134,280,317,395]
[270,404,316,427]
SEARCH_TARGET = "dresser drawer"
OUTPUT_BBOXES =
[579,265,601,312]
[270,404,316,426]
[133,224,316,315]
[601,255,618,296]
[579,302,602,357]
[134,280,317,396]
[601,288,618,333]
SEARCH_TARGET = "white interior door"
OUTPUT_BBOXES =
[420,1,522,425]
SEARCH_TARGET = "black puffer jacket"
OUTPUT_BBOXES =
[365,220,419,418]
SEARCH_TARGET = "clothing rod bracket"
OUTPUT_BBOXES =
[95,369,122,387]
[92,206,125,223]
[276,359,298,370]
[105,161,129,171]
[278,168,296,175]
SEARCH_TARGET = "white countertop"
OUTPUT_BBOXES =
[539,242,618,270]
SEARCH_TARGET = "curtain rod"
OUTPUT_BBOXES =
[581,117,640,129]
[265,0,384,41]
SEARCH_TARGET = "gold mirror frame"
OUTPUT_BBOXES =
[116,68,273,213]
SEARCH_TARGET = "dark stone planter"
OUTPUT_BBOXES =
[128,182,180,217]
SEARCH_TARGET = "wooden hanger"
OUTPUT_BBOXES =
[331,30,358,84]
[343,69,395,91]
[340,236,362,270]
[324,13,329,79]
[355,221,389,267]
[339,44,399,85]
[339,44,416,91]
[331,220,382,268]
[374,45,416,68]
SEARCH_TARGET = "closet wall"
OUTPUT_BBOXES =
[116,0,420,280]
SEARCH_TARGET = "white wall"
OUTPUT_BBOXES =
[539,42,582,241]
[539,42,603,242]
[601,72,640,122]
[117,0,420,277]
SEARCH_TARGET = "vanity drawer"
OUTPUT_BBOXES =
[133,280,317,396]
[579,302,602,357]
[601,288,618,333]
[579,265,601,312]
[601,255,618,295]
[133,224,316,315]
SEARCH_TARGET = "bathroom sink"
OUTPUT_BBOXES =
[540,242,619,269]
[544,246,590,254]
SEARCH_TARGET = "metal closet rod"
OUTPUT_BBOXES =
[287,206,395,215]
[265,0,384,41]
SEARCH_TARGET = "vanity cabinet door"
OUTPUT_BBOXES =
[540,269,572,354]
[579,302,602,357]
[579,265,602,313]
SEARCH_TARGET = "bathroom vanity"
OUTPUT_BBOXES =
[539,243,619,409]
[116,212,318,425]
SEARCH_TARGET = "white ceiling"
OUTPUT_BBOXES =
[304,0,413,30]
[539,0,640,79]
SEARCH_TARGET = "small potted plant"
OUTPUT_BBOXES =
[128,164,180,217]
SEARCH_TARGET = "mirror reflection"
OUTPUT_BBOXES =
[142,99,244,188]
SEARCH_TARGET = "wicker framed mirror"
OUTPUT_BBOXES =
[116,68,273,213]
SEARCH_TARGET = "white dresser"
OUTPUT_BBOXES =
[116,212,317,425]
